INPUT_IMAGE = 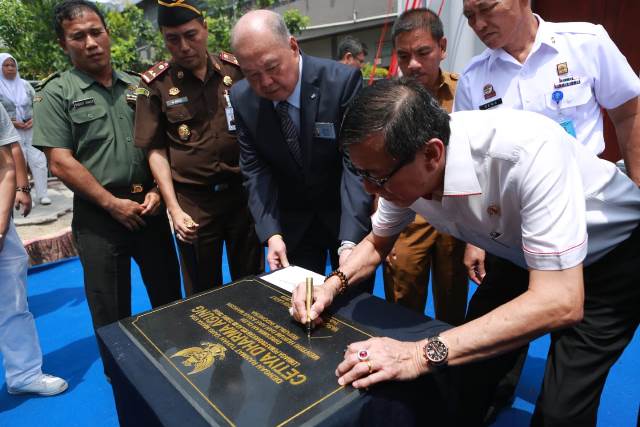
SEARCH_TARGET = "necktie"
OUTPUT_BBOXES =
[276,101,302,166]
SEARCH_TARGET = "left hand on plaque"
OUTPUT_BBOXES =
[336,337,425,389]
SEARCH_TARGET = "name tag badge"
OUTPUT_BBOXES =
[225,106,236,131]
[314,122,336,139]
[559,120,577,138]
[166,96,188,107]
[479,98,503,110]
[72,97,96,109]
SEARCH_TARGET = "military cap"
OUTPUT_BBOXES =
[157,0,204,27]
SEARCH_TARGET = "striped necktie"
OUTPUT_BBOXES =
[276,101,302,166]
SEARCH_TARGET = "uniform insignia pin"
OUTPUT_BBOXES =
[310,93,317,100]
[483,84,496,100]
[158,64,165,70]
[177,71,184,79]
[223,76,233,86]
[556,62,568,75]
[178,124,191,141]
[169,87,180,96]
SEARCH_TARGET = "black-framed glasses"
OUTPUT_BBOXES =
[354,158,409,187]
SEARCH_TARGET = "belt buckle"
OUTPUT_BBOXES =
[131,184,144,193]
[213,183,229,192]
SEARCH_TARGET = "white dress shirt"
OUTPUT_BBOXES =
[454,16,640,156]
[372,110,640,270]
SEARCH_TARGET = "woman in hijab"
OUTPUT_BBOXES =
[0,53,51,205]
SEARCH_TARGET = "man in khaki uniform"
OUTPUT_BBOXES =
[134,0,262,295]
[383,8,468,325]
[32,0,181,351]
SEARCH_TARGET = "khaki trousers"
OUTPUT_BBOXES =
[383,214,468,325]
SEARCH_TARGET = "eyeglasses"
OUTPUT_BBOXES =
[354,158,409,187]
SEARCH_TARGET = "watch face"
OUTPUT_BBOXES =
[425,338,448,364]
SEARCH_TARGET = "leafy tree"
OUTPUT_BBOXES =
[105,5,167,72]
[0,1,166,79]
[0,0,67,80]
[202,0,310,52]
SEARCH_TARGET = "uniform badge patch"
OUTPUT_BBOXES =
[169,87,180,96]
[483,84,496,100]
[166,96,188,107]
[223,76,233,87]
[72,98,96,109]
[134,87,150,97]
[556,62,569,75]
[178,124,191,141]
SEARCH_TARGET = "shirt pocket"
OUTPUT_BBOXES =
[541,80,593,119]
[165,104,198,144]
[69,105,110,145]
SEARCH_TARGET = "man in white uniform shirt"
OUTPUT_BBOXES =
[454,0,640,421]
[290,79,640,426]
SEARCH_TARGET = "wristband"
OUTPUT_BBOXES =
[16,185,31,193]
[337,242,356,256]
[326,269,348,295]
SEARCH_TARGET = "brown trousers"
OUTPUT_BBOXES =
[175,183,263,296]
[383,214,468,325]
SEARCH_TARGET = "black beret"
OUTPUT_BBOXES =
[157,0,204,27]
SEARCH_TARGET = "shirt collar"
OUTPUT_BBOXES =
[273,54,303,109]
[71,67,126,90]
[436,69,455,99]
[486,14,557,68]
[441,116,483,197]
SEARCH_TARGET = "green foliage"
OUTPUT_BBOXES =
[0,1,165,79]
[0,0,68,80]
[282,9,310,36]
[105,5,167,72]
[361,62,389,80]
[201,1,310,52]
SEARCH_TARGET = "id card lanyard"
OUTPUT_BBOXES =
[223,90,236,131]
[552,90,576,137]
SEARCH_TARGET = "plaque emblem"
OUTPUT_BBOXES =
[171,342,226,375]
[178,124,191,141]
[169,87,180,96]
[223,75,233,86]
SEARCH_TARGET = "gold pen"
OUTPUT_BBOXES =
[305,277,313,338]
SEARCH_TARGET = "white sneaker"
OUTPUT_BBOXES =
[8,374,68,396]
[39,197,52,205]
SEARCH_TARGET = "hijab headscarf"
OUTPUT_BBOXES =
[0,53,30,121]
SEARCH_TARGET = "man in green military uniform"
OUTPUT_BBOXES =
[134,0,262,295]
[32,0,181,352]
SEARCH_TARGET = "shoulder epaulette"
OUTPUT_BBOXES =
[547,21,599,36]
[35,71,61,91]
[141,61,170,84]
[219,51,239,66]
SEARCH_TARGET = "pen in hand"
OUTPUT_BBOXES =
[306,277,313,338]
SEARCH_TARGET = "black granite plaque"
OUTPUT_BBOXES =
[120,278,374,426]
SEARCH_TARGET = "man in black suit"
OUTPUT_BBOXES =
[230,10,372,278]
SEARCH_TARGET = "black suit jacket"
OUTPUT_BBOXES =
[230,54,372,252]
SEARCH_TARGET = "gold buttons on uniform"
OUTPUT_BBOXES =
[223,76,233,87]
[169,87,180,96]
[178,124,191,141]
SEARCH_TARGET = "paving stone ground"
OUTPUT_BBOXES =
[15,178,73,242]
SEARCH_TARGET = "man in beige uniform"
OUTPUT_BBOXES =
[383,8,468,325]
